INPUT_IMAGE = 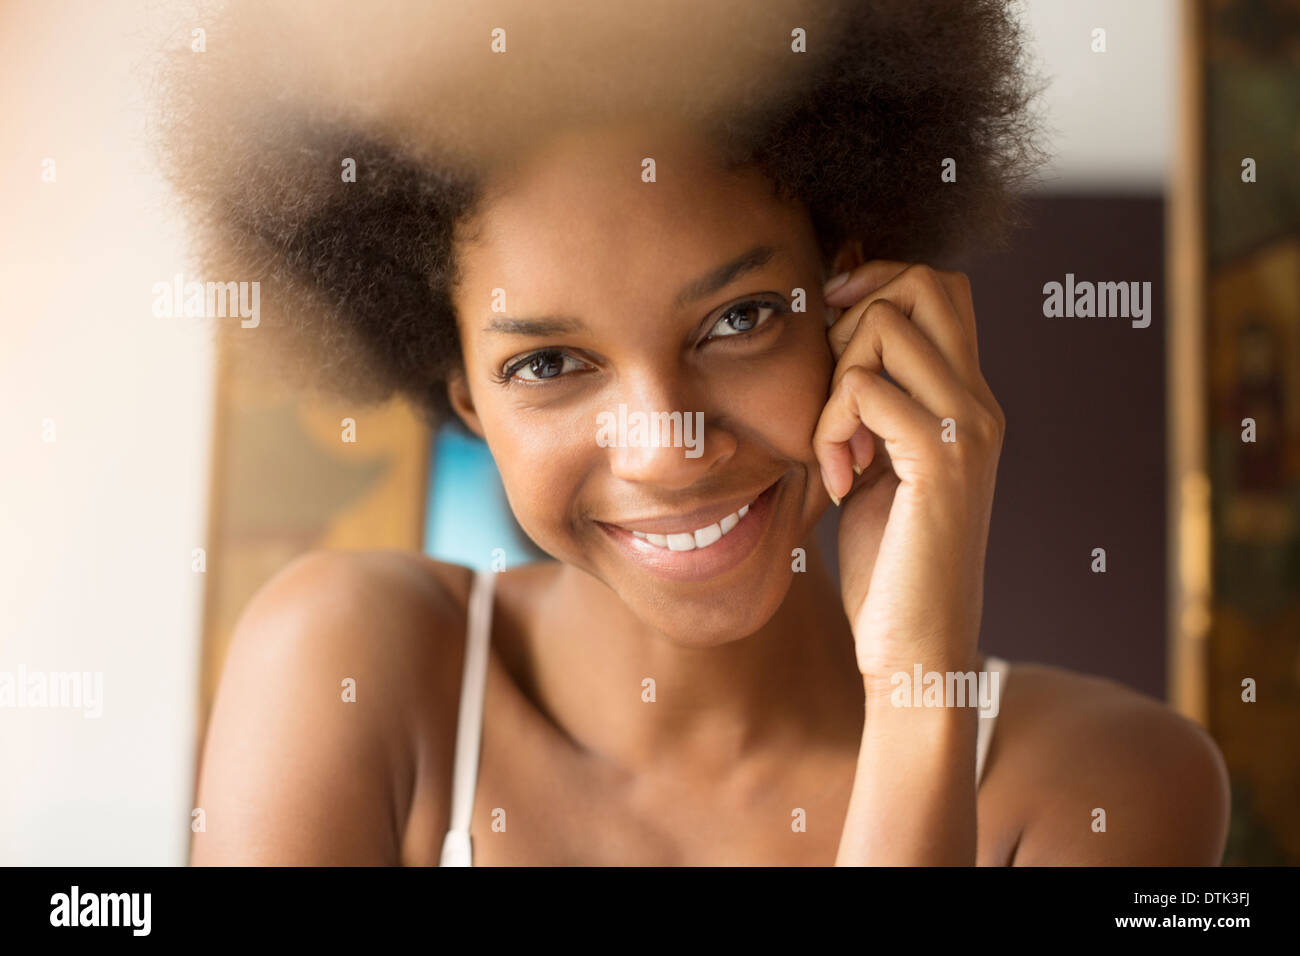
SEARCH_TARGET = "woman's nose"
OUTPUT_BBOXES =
[597,385,735,488]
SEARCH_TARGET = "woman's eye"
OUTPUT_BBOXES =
[707,299,784,339]
[502,349,584,383]
[496,298,786,385]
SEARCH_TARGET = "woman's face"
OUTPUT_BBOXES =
[448,120,840,643]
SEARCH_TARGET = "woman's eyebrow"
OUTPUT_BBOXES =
[482,316,584,336]
[672,243,781,309]
[481,243,783,336]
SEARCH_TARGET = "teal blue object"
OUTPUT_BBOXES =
[423,424,545,571]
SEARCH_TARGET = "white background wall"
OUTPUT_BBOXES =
[0,0,211,864]
[0,0,1175,865]
[1021,0,1176,193]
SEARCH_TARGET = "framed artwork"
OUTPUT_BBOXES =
[195,350,430,747]
[1196,0,1300,864]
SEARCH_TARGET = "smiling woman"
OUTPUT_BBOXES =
[171,0,1231,868]
[442,121,839,640]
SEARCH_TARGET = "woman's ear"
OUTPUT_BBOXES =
[824,238,865,327]
[829,237,865,279]
[446,369,486,440]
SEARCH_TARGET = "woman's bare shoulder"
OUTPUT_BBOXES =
[250,548,475,621]
[214,549,476,730]
[191,549,475,865]
[988,659,1230,865]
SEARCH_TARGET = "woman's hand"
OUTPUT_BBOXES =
[814,261,1005,692]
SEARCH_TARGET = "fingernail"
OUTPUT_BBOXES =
[852,463,863,476]
[820,465,840,506]
[823,272,850,297]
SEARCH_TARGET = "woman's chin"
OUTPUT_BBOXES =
[619,574,794,647]
[640,613,773,648]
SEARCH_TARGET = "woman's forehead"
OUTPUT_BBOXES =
[469,121,786,226]
[454,123,810,290]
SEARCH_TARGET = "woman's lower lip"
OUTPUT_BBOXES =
[597,478,781,583]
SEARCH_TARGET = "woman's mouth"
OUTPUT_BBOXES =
[596,477,782,583]
[628,499,753,551]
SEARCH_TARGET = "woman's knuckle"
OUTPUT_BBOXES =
[864,298,903,335]
[904,262,937,286]
[840,364,875,392]
[863,296,894,320]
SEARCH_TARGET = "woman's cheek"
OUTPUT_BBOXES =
[492,416,591,550]
[720,331,831,459]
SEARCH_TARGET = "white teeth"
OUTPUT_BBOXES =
[694,523,722,548]
[625,498,757,552]
[666,532,696,551]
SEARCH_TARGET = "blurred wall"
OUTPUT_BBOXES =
[962,197,1168,699]
[1022,0,1175,191]
[970,0,1176,697]
[0,1,210,863]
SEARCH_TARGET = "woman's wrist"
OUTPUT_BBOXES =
[859,649,983,704]
[837,696,980,865]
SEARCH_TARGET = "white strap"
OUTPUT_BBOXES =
[439,829,472,867]
[439,568,496,866]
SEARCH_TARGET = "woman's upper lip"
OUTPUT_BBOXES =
[599,479,775,535]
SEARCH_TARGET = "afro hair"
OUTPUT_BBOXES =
[156,0,1044,426]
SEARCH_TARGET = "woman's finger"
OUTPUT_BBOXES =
[824,259,908,309]
[848,424,876,475]
[935,268,980,365]
[830,297,975,427]
[824,259,910,312]
[813,364,939,503]
[827,262,979,386]
[826,259,977,351]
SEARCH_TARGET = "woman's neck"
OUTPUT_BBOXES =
[516,532,865,777]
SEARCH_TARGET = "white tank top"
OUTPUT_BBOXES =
[439,567,1011,866]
